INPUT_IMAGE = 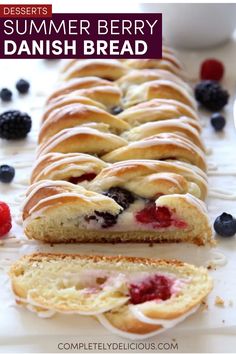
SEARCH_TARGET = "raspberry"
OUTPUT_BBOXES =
[136,203,172,227]
[0,202,12,237]
[155,206,172,227]
[129,275,173,304]
[200,59,224,81]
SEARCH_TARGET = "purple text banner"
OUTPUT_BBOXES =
[0,13,162,59]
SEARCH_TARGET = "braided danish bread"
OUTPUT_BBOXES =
[22,49,212,245]
[9,47,214,339]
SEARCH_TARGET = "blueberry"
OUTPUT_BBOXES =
[0,165,15,183]
[211,113,226,131]
[16,79,30,94]
[111,106,123,115]
[0,88,12,102]
[104,187,135,210]
[214,213,236,237]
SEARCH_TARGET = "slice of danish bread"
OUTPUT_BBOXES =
[9,254,212,338]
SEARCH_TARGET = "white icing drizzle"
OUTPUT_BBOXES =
[28,192,81,215]
[38,126,126,156]
[97,304,200,340]
[0,161,33,168]
[9,183,28,189]
[130,304,200,326]
[0,237,21,245]
[0,247,20,253]
[208,163,218,171]
[208,170,236,176]
[22,180,76,209]
[205,250,227,268]
[26,305,56,319]
[125,79,196,109]
[209,189,236,200]
[0,258,12,269]
[205,148,213,155]
[13,289,129,317]
[35,154,106,181]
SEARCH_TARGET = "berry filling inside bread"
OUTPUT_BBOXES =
[68,173,97,184]
[129,274,173,304]
[84,187,188,231]
[135,204,187,229]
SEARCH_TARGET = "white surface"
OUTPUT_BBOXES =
[141,3,236,49]
[1,43,236,354]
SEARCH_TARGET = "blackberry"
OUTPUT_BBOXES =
[0,110,32,140]
[210,113,226,131]
[0,165,15,183]
[111,106,123,115]
[95,211,118,228]
[104,187,135,210]
[0,88,12,102]
[86,211,118,228]
[194,80,229,111]
[214,213,236,237]
[16,79,30,94]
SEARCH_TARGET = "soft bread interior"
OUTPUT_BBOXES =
[10,254,212,323]
[23,182,211,244]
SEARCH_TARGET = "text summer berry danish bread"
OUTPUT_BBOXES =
[22,48,212,244]
[9,254,213,339]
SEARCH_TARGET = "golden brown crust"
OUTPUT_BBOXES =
[39,104,130,143]
[118,99,199,127]
[22,180,121,221]
[23,183,77,219]
[73,86,122,108]
[102,133,207,171]
[42,95,106,122]
[10,253,188,268]
[61,59,128,81]
[122,59,183,76]
[124,80,196,109]
[30,153,108,184]
[117,69,190,94]
[89,159,208,200]
[122,118,205,151]
[23,229,210,246]
[47,77,114,103]
[37,127,127,157]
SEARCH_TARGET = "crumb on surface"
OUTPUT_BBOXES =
[229,299,234,307]
[148,243,153,247]
[200,300,208,311]
[215,296,225,307]
[211,239,218,246]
